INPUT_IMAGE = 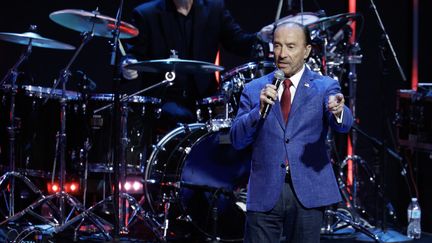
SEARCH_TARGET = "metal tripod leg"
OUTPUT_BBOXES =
[325,210,381,242]
[0,191,112,240]
[0,171,47,217]
[86,192,165,242]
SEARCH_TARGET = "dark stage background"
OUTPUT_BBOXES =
[0,0,431,235]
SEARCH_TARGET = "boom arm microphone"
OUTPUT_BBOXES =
[261,69,285,119]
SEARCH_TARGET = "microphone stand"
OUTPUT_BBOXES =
[369,0,407,82]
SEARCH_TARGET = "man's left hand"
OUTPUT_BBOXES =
[328,93,345,118]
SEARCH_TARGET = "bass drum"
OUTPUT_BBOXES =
[144,123,251,241]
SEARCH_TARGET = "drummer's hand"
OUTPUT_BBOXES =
[121,58,138,80]
[260,84,278,114]
[257,23,274,43]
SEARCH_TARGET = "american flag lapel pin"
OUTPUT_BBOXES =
[304,83,310,88]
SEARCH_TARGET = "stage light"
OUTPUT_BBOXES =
[118,177,143,194]
[124,182,132,191]
[47,181,80,194]
[47,183,59,194]
[132,181,141,191]
[69,182,79,192]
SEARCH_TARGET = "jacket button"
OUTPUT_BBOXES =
[285,138,290,143]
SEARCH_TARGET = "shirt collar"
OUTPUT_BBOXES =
[287,65,306,89]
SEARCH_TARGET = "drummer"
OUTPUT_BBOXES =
[121,0,267,131]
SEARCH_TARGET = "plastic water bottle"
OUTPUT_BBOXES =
[407,197,421,239]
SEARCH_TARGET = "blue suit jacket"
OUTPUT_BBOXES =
[230,67,353,211]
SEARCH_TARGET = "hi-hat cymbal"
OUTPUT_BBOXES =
[125,58,224,74]
[0,31,75,50]
[307,13,359,31]
[49,9,139,39]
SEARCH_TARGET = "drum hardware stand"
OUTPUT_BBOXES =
[319,33,381,241]
[1,27,113,239]
[82,191,165,242]
[350,125,412,242]
[0,26,46,218]
[87,75,172,236]
[92,76,173,114]
[176,181,234,242]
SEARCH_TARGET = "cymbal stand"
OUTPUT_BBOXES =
[0,34,46,218]
[86,76,173,241]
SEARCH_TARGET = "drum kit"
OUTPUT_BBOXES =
[0,7,360,242]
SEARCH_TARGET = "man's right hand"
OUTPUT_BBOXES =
[260,84,278,114]
[121,58,139,80]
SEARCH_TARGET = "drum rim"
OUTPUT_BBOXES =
[89,93,161,104]
[144,123,206,212]
[21,84,81,100]
[220,60,275,81]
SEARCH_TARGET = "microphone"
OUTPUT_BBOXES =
[261,69,285,119]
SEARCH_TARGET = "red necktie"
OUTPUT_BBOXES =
[280,79,292,123]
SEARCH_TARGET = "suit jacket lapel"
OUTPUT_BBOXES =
[289,68,316,120]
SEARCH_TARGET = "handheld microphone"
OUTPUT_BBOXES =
[261,69,285,119]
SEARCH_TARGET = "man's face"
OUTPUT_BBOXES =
[273,24,311,78]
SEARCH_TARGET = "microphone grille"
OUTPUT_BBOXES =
[274,69,285,80]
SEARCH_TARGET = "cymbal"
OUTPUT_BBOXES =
[125,57,224,74]
[0,31,75,50]
[307,12,358,31]
[278,12,320,26]
[49,9,139,39]
[258,12,319,43]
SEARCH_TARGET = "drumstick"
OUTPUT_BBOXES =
[118,40,126,57]
[275,0,283,22]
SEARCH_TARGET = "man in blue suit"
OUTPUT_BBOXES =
[230,22,353,243]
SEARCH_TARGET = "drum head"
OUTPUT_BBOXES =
[145,123,251,241]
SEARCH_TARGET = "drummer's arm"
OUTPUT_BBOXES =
[218,1,258,57]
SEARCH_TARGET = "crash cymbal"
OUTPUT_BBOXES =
[307,12,359,31]
[125,57,224,74]
[49,9,139,39]
[0,31,75,50]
